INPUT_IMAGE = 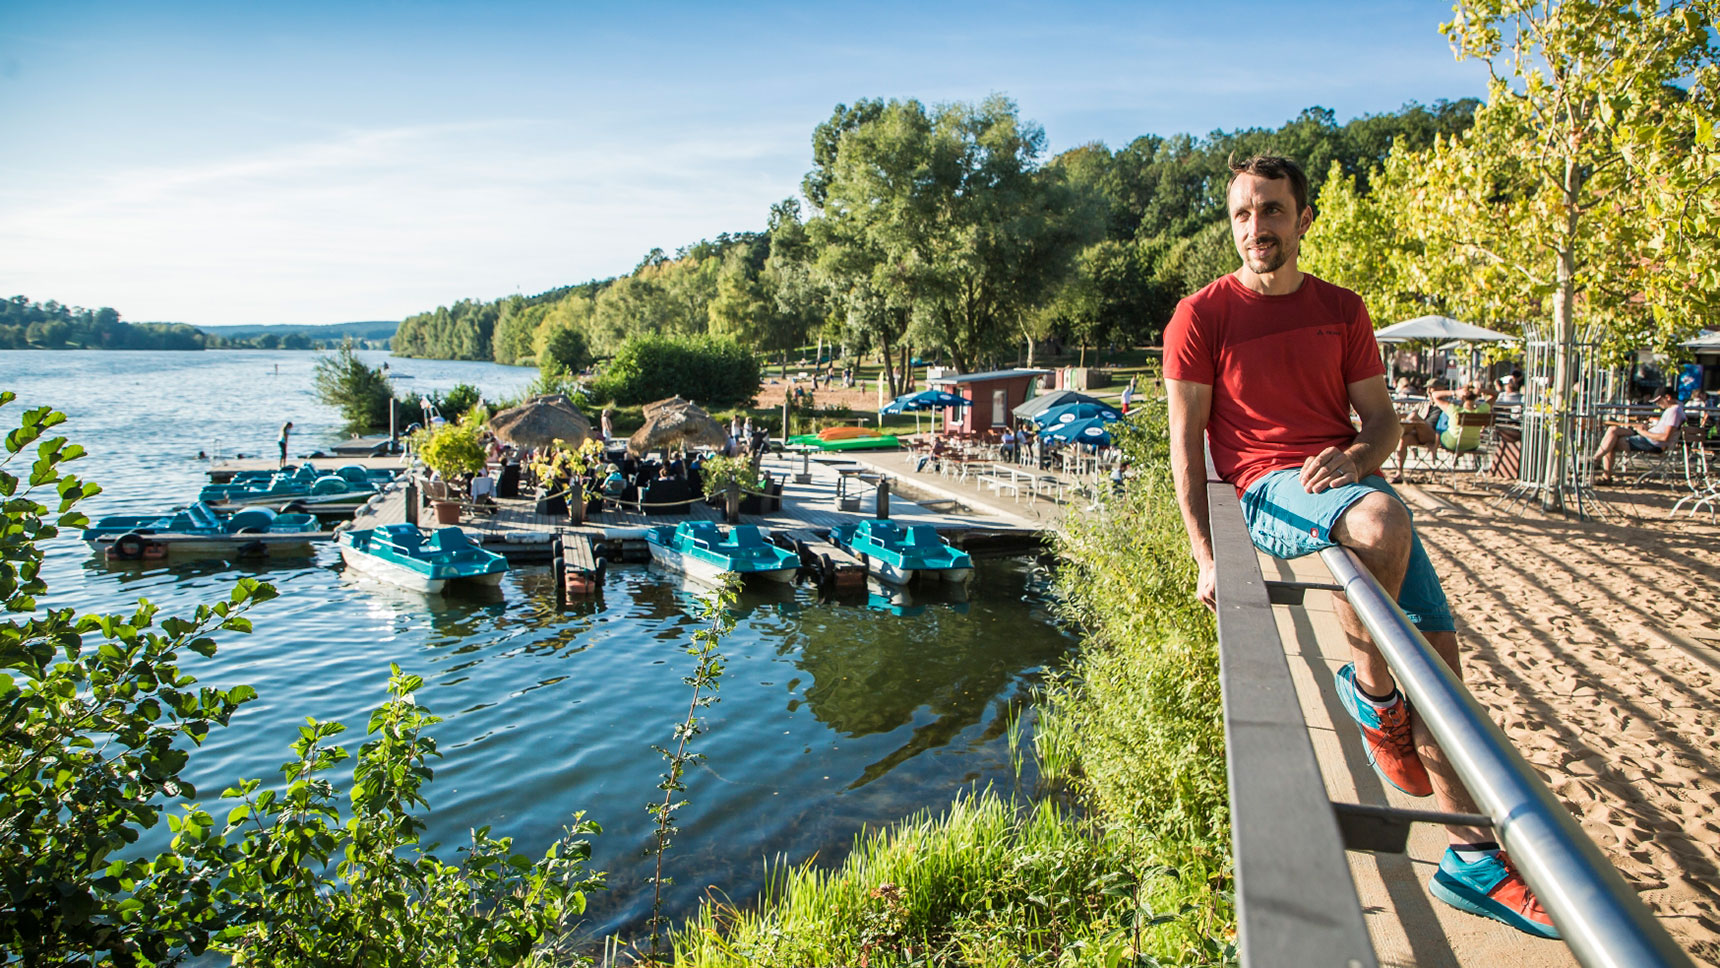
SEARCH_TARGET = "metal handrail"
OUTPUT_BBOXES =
[1319,545,1693,968]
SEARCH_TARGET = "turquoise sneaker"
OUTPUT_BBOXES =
[1430,847,1560,939]
[1334,662,1432,797]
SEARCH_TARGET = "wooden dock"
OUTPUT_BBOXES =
[345,451,1046,565]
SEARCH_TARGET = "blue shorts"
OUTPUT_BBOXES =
[1240,469,1454,632]
[1626,434,1662,453]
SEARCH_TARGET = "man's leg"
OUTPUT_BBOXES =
[1594,427,1627,475]
[1329,494,1488,844]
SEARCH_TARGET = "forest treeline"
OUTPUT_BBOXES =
[393,98,1478,392]
[0,297,391,351]
[0,297,208,351]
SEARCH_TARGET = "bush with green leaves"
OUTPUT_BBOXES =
[312,339,394,432]
[0,392,276,964]
[414,418,487,481]
[182,665,604,967]
[591,334,759,408]
[0,394,605,966]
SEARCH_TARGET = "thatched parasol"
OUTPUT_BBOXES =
[488,394,593,449]
[626,398,729,457]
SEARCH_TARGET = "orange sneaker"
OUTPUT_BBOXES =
[1431,848,1560,939]
[1335,662,1432,798]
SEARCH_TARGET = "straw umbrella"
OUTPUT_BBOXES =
[488,394,594,449]
[626,398,729,457]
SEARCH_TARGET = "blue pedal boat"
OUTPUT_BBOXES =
[200,464,379,510]
[644,521,800,585]
[83,502,323,558]
[337,524,509,594]
[224,464,398,486]
[829,520,973,585]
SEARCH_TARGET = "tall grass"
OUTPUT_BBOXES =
[674,792,1211,966]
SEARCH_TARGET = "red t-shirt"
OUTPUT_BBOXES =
[1163,272,1384,494]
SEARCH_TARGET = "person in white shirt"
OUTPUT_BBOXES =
[1592,387,1683,483]
[469,466,497,505]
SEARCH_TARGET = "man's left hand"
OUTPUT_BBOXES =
[1301,446,1360,494]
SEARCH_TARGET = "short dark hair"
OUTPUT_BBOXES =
[1227,154,1310,214]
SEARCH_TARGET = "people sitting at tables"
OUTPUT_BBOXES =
[1591,387,1683,484]
[643,463,695,514]
[469,465,497,507]
[999,427,1017,462]
[1494,374,1524,406]
[1392,384,1491,483]
[600,463,627,500]
[916,436,948,473]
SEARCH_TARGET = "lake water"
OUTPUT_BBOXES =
[1,349,1074,945]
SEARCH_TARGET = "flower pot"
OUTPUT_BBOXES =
[431,499,462,526]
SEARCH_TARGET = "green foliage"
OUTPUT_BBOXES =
[539,324,591,376]
[0,392,277,964]
[592,334,760,407]
[646,576,735,958]
[182,665,603,966]
[0,295,207,350]
[435,382,484,421]
[696,454,760,498]
[1038,395,1229,888]
[414,418,487,481]
[313,339,394,433]
[674,793,1230,967]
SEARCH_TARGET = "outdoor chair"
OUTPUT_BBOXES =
[1429,410,1495,488]
[1627,425,1700,488]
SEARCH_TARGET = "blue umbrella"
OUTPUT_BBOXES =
[1040,417,1114,445]
[1035,402,1122,426]
[879,389,972,414]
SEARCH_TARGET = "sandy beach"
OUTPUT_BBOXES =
[1404,480,1720,963]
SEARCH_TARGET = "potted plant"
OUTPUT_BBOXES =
[700,454,761,521]
[414,420,486,525]
[528,438,605,522]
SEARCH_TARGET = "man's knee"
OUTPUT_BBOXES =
[1333,492,1412,556]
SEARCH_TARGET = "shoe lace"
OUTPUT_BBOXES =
[1497,852,1549,919]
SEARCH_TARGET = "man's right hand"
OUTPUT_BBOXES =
[1197,560,1217,611]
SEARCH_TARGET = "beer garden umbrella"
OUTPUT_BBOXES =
[1012,389,1106,421]
[627,398,729,458]
[879,388,971,434]
[1034,402,1122,426]
[487,394,593,449]
[1040,416,1115,446]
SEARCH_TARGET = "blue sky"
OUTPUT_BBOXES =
[0,1,1485,327]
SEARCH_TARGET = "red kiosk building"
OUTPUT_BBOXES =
[927,369,1051,435]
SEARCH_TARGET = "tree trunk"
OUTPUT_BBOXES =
[901,342,912,393]
[1542,157,1583,513]
[880,334,898,400]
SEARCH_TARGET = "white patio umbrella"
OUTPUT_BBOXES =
[1373,315,1517,344]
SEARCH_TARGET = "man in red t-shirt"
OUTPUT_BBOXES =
[1164,155,1556,940]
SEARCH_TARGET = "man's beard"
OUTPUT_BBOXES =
[1241,234,1289,275]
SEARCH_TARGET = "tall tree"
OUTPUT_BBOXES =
[1430,0,1717,509]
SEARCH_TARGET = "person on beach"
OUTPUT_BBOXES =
[277,421,292,468]
[1391,384,1491,484]
[1121,376,1137,414]
[600,408,615,442]
[1591,387,1683,484]
[1165,154,1557,939]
